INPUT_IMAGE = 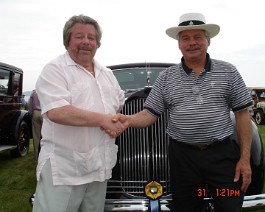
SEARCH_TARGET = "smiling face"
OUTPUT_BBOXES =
[67,23,98,67]
[178,29,210,63]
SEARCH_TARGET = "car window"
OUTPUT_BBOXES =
[0,69,9,95]
[259,91,265,100]
[113,67,165,91]
[12,72,21,96]
[114,71,140,90]
[0,68,22,96]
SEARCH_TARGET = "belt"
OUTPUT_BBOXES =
[171,137,231,150]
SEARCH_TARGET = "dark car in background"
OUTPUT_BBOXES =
[104,62,265,211]
[0,62,31,157]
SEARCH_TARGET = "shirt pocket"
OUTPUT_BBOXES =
[70,83,95,109]
[73,147,104,176]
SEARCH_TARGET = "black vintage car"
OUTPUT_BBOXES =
[105,62,265,211]
[0,62,32,157]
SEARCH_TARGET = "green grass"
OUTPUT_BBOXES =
[0,128,265,212]
[258,125,265,145]
[0,141,37,212]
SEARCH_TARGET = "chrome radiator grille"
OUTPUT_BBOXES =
[112,97,171,197]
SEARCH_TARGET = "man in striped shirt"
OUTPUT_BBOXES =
[110,13,253,212]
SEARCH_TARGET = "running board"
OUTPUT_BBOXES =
[0,145,16,152]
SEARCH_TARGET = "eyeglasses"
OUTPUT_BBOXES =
[192,85,204,104]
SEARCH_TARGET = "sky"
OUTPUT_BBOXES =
[1,0,265,92]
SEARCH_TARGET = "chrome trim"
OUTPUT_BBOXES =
[105,199,170,211]
[243,194,265,209]
[105,194,265,211]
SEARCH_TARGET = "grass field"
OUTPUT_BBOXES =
[0,126,265,212]
[0,142,37,212]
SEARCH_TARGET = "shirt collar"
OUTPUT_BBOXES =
[65,51,77,66]
[181,53,211,75]
[64,51,103,74]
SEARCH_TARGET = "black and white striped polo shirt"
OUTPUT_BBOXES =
[144,54,252,143]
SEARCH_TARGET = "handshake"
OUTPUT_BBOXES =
[101,113,130,138]
[101,109,155,138]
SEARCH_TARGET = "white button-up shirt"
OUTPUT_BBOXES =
[36,52,125,185]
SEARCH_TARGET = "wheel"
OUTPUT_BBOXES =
[255,110,265,125]
[10,121,30,157]
[29,193,35,206]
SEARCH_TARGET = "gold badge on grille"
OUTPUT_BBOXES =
[144,181,163,200]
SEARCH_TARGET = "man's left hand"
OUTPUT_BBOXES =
[234,159,252,192]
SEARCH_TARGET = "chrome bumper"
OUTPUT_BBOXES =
[104,194,265,211]
[243,194,265,210]
[105,199,170,211]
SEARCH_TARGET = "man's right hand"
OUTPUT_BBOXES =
[102,114,130,138]
[112,114,130,127]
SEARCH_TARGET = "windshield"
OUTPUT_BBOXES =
[113,67,165,91]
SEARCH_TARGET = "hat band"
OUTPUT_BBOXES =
[178,20,205,27]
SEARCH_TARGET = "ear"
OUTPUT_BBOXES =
[207,38,211,46]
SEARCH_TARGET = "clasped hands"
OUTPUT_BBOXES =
[102,114,129,138]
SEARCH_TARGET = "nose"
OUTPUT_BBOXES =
[82,36,90,44]
[188,37,197,45]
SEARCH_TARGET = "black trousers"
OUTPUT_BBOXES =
[169,138,244,212]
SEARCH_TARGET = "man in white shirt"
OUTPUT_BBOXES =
[32,15,125,212]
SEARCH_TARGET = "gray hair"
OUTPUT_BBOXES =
[63,14,102,49]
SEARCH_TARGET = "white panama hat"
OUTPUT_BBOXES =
[166,13,220,40]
